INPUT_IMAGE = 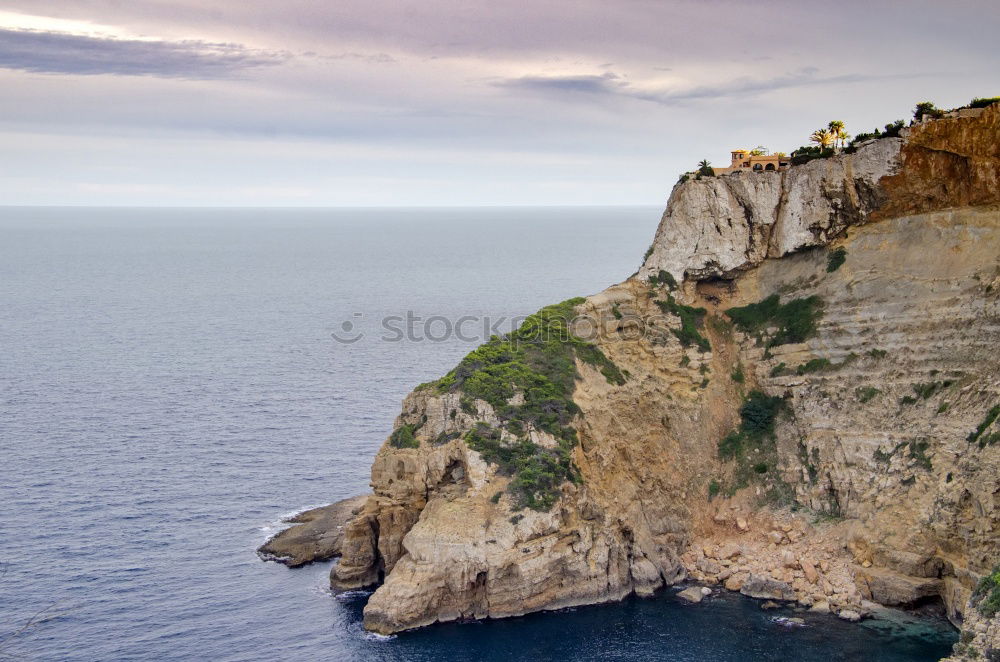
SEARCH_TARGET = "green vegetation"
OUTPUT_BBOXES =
[867,349,888,360]
[648,269,678,290]
[708,479,720,499]
[974,565,1000,618]
[611,303,623,320]
[790,145,835,165]
[769,362,787,378]
[908,439,932,471]
[490,491,502,504]
[697,159,714,176]
[913,381,950,399]
[725,294,823,348]
[389,421,422,449]
[716,391,789,500]
[969,96,1000,109]
[826,247,847,273]
[796,358,832,374]
[433,430,461,445]
[643,244,655,262]
[914,101,945,120]
[899,395,918,406]
[731,364,745,384]
[430,297,625,510]
[968,404,1000,448]
[856,386,882,403]
[655,295,710,352]
[846,120,905,152]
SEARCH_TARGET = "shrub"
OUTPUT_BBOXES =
[753,462,769,474]
[433,430,461,445]
[769,362,788,377]
[969,405,1000,447]
[490,491,502,504]
[790,145,834,165]
[899,395,918,406]
[643,244,655,262]
[725,294,823,347]
[973,565,1000,618]
[867,349,888,359]
[649,269,678,290]
[913,381,944,399]
[731,364,745,384]
[914,101,944,120]
[611,304,623,320]
[969,96,1000,109]
[826,247,847,273]
[655,295,710,352]
[389,423,421,449]
[856,386,881,403]
[908,439,932,471]
[708,479,720,499]
[796,358,832,374]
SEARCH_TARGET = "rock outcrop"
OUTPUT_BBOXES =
[257,495,367,567]
[328,103,1000,658]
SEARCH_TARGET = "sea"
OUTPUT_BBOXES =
[0,206,958,661]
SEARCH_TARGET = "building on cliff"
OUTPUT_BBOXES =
[713,148,790,175]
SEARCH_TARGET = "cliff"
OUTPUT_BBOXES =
[330,104,1000,656]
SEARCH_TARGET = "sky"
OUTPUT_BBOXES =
[0,1,997,207]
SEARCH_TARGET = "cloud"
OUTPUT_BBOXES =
[495,68,919,107]
[0,28,289,78]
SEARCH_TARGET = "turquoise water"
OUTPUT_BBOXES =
[0,207,957,660]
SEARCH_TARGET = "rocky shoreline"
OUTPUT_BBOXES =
[257,495,367,567]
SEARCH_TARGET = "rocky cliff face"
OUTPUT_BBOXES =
[331,104,1000,656]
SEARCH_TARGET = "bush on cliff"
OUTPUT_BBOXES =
[655,295,710,352]
[430,297,625,510]
[716,391,789,499]
[725,294,823,348]
[968,404,1000,448]
[969,96,1000,109]
[974,565,1000,618]
[826,247,847,272]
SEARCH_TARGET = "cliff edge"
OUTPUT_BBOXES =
[331,104,1000,657]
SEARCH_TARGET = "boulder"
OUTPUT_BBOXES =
[677,587,705,603]
[740,573,795,601]
[838,609,862,622]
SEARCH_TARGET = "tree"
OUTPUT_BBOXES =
[773,151,787,158]
[836,129,849,149]
[810,128,834,150]
[914,101,943,121]
[750,145,768,156]
[697,159,714,176]
[827,121,845,149]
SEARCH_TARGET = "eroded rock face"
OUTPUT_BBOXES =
[640,137,902,282]
[330,106,1000,650]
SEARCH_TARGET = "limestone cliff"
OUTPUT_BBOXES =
[331,104,1000,656]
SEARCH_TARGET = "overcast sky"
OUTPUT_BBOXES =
[1,1,997,206]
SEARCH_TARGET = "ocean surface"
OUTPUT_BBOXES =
[0,207,957,661]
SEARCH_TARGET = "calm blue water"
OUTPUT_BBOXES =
[0,207,956,661]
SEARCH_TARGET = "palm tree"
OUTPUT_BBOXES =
[810,128,834,151]
[836,129,850,149]
[697,159,713,175]
[828,121,845,149]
